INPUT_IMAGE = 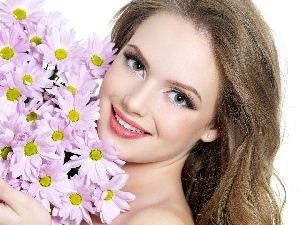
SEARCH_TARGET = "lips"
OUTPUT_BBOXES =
[110,106,151,139]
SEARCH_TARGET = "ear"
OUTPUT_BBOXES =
[200,127,219,143]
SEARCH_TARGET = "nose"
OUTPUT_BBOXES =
[123,82,154,117]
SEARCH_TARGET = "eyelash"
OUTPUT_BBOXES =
[123,51,146,77]
[166,88,196,110]
[123,50,196,110]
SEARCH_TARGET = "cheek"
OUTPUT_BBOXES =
[156,112,206,148]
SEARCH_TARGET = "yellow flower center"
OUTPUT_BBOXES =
[24,141,38,156]
[54,48,68,60]
[69,193,82,205]
[104,190,114,201]
[22,74,33,85]
[91,55,103,67]
[66,85,77,95]
[13,8,27,20]
[30,36,42,46]
[0,146,12,160]
[51,130,64,141]
[68,110,80,122]
[39,175,52,187]
[0,46,14,60]
[6,88,21,102]
[26,112,38,122]
[90,149,103,161]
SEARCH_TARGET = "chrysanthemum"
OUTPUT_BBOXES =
[14,60,53,100]
[27,161,73,211]
[0,72,27,116]
[39,11,68,33]
[0,113,31,146]
[86,34,117,78]
[0,0,45,28]
[93,174,135,224]
[25,23,47,62]
[9,130,59,180]
[17,98,55,126]
[54,90,99,130]
[67,136,124,185]
[36,112,73,153]
[0,128,14,178]
[60,66,98,96]
[38,27,85,72]
[0,27,30,66]
[52,174,94,225]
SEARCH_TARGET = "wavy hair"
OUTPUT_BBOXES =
[110,0,285,224]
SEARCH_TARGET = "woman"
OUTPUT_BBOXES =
[0,0,285,224]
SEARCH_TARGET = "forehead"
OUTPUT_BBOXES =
[126,12,219,103]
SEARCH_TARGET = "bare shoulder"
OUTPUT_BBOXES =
[127,204,194,225]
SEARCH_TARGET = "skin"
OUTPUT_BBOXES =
[0,12,220,225]
[94,12,220,225]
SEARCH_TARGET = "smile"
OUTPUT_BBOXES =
[110,106,151,139]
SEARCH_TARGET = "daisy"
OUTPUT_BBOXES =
[14,59,53,100]
[0,72,27,116]
[38,27,85,72]
[67,136,124,185]
[36,112,73,153]
[93,174,135,224]
[0,27,30,66]
[52,174,94,225]
[54,90,100,130]
[0,113,31,146]
[0,0,45,28]
[86,34,117,78]
[60,66,99,96]
[27,161,73,211]
[0,128,14,178]
[39,11,68,34]
[9,130,59,180]
[25,23,47,62]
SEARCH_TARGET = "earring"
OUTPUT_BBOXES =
[207,134,211,138]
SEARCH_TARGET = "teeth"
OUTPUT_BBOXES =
[115,114,146,134]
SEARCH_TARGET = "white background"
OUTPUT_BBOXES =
[43,1,299,224]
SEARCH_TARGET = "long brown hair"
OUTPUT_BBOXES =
[110,0,285,224]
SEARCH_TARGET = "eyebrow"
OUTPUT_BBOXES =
[126,44,202,102]
[167,80,202,102]
[126,44,150,69]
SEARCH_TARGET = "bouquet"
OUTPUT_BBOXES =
[0,0,135,224]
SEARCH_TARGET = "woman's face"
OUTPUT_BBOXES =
[98,12,219,164]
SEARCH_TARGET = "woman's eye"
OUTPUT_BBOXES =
[167,90,190,107]
[127,58,145,77]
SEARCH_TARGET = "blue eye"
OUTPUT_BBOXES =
[124,51,146,77]
[128,58,145,76]
[167,90,195,109]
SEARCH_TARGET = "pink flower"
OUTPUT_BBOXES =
[36,112,73,154]
[38,27,85,72]
[39,11,68,33]
[0,128,14,178]
[94,174,135,224]
[54,90,100,130]
[52,174,94,225]
[25,23,47,62]
[27,161,73,211]
[68,136,124,185]
[14,59,53,100]
[0,0,45,28]
[9,130,59,180]
[0,73,27,116]
[60,66,99,96]
[0,27,30,66]
[86,34,117,78]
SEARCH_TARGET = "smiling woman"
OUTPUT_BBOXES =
[0,0,288,225]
